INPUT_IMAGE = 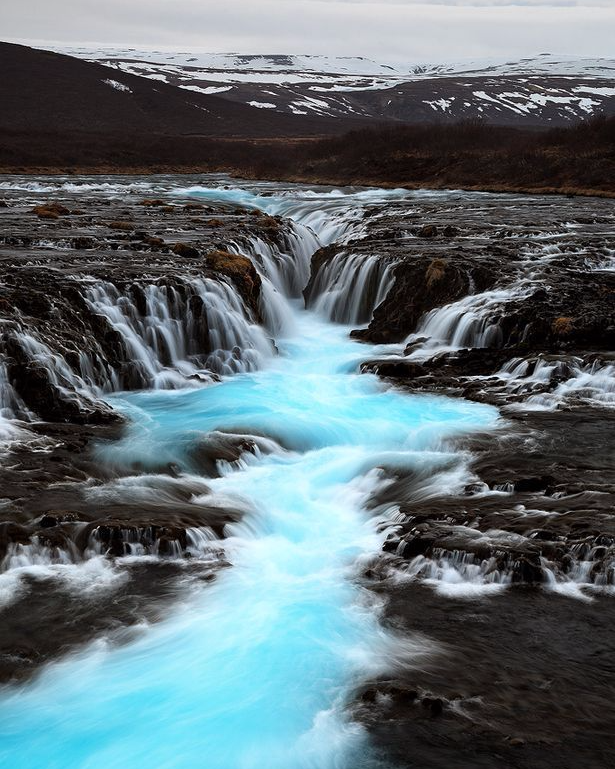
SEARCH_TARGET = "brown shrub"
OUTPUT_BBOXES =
[206,250,260,310]
[139,199,167,207]
[552,316,574,336]
[32,202,69,219]
[259,215,280,232]
[145,236,165,247]
[417,224,438,238]
[184,203,206,211]
[426,258,447,287]
[206,249,252,276]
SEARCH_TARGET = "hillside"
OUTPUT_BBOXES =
[54,47,615,127]
[0,42,356,138]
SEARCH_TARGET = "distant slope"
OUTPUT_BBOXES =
[53,47,615,127]
[0,42,357,138]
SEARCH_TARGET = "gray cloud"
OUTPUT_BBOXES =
[1,0,614,61]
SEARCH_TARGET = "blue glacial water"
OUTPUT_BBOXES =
[0,306,497,769]
[0,178,500,767]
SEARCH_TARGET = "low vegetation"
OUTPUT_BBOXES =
[1,116,613,196]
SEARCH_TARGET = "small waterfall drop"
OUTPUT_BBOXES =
[307,252,396,326]
[85,277,275,385]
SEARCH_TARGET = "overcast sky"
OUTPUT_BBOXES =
[2,1,614,62]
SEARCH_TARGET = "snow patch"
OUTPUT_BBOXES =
[102,78,132,94]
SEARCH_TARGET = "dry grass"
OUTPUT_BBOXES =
[2,116,613,196]
[32,203,69,219]
[552,317,574,336]
[426,258,447,287]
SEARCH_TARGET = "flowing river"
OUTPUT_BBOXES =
[0,181,498,768]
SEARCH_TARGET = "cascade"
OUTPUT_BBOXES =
[404,287,518,355]
[4,178,614,769]
[306,252,396,326]
[85,277,275,384]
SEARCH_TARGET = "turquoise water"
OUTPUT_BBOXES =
[0,308,497,769]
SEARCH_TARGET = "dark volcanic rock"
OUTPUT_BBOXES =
[172,241,200,258]
[353,253,499,343]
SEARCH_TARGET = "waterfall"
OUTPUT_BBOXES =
[499,355,615,410]
[10,333,111,412]
[406,287,519,355]
[85,277,275,386]
[0,361,27,440]
[307,252,397,326]
[226,224,318,337]
[177,185,380,246]
[230,230,316,299]
[0,184,412,432]
[0,361,25,421]
[178,183,404,330]
[0,274,278,428]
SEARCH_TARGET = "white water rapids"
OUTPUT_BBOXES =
[0,182,500,768]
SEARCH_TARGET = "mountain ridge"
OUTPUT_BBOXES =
[48,46,615,127]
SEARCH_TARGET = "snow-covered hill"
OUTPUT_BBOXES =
[51,47,615,126]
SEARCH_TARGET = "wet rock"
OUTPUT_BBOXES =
[39,515,59,529]
[0,522,31,557]
[417,224,439,238]
[92,523,188,557]
[421,697,444,716]
[508,737,526,747]
[108,221,133,231]
[71,236,96,250]
[512,556,545,585]
[9,361,119,424]
[514,477,554,493]
[172,242,200,258]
